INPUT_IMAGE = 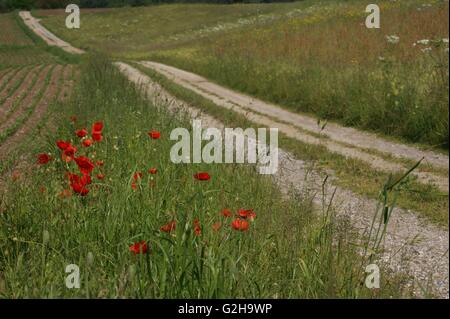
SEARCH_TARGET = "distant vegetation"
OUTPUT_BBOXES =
[37,0,449,147]
[0,0,294,12]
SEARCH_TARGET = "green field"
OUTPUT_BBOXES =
[0,54,412,298]
[37,0,449,147]
[0,1,447,299]
[0,13,79,68]
[0,8,417,298]
[35,0,450,227]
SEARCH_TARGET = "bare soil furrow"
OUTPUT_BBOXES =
[0,68,15,91]
[0,65,51,134]
[0,67,28,100]
[0,65,62,159]
[58,65,76,102]
[0,65,41,123]
[0,68,12,82]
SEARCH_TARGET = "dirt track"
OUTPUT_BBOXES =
[19,11,85,54]
[139,61,449,192]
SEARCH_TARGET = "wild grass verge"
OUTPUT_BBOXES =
[0,56,414,298]
[133,63,449,228]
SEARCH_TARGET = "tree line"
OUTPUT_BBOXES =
[1,0,295,12]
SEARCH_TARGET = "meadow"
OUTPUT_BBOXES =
[0,13,77,67]
[0,55,410,298]
[34,0,450,227]
[0,10,415,298]
[36,0,450,147]
[0,1,447,299]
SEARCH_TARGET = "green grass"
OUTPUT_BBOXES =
[0,56,414,298]
[0,12,80,68]
[0,1,444,298]
[35,2,313,55]
[132,62,449,228]
[37,0,449,147]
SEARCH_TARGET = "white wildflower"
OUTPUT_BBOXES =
[421,47,432,53]
[416,39,430,45]
[386,35,400,44]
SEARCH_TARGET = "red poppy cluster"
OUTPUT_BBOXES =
[91,122,104,142]
[42,124,255,255]
[222,208,256,232]
[38,120,107,196]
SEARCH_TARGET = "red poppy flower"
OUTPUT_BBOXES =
[193,219,201,236]
[76,174,91,185]
[193,172,210,181]
[231,218,249,232]
[221,209,232,218]
[237,208,256,220]
[62,145,77,163]
[148,168,158,174]
[92,132,102,142]
[96,173,105,180]
[96,160,104,166]
[148,131,161,139]
[37,153,51,165]
[212,222,222,232]
[56,140,70,150]
[129,241,148,255]
[131,182,137,190]
[74,156,95,175]
[92,122,103,133]
[69,173,90,196]
[160,221,176,232]
[133,172,143,181]
[82,139,92,147]
[75,129,88,138]
[91,122,103,142]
